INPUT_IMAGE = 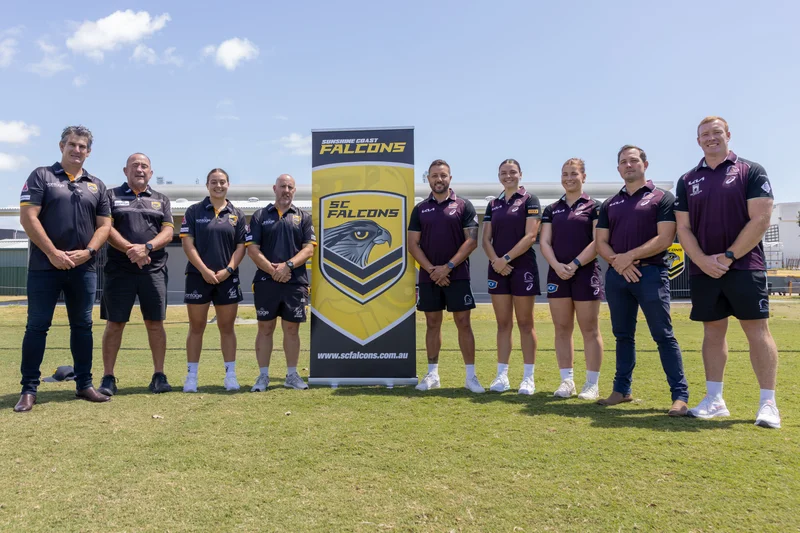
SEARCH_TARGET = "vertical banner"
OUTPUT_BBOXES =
[310,128,417,386]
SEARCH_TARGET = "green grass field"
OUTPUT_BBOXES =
[1,302,798,532]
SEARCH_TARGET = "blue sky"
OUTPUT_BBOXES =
[1,1,798,202]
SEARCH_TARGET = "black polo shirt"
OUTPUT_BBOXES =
[19,161,111,272]
[674,151,773,275]
[408,189,478,283]
[597,180,675,266]
[106,183,173,274]
[483,186,541,265]
[246,203,316,285]
[179,197,246,274]
[541,193,599,264]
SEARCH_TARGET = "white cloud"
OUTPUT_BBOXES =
[131,44,183,66]
[0,121,41,144]
[278,133,311,156]
[0,38,17,67]
[27,40,71,77]
[0,153,29,172]
[203,38,259,71]
[66,10,170,61]
[73,75,88,87]
[274,115,288,121]
[215,98,239,121]
[1,26,24,37]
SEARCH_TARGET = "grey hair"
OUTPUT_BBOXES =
[60,125,94,149]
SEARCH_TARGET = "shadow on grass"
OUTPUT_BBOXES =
[329,386,749,432]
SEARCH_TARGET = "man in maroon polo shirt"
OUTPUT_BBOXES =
[595,145,689,416]
[408,159,484,393]
[675,116,780,429]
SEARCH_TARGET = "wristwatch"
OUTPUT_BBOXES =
[145,242,153,254]
[572,258,582,268]
[503,254,511,262]
[226,266,234,275]
[446,261,455,270]
[87,247,96,258]
[286,260,295,270]
[724,251,736,261]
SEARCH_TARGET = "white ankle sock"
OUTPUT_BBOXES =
[586,371,600,385]
[465,364,475,379]
[224,361,236,375]
[259,366,269,377]
[287,366,297,375]
[497,363,509,376]
[523,364,535,379]
[760,389,775,404]
[707,381,723,399]
[187,362,199,375]
[428,363,439,375]
[559,368,574,381]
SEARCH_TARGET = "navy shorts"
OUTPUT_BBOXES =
[546,261,604,301]
[417,280,476,312]
[101,268,168,322]
[689,270,770,322]
[254,280,308,322]
[488,262,541,296]
[184,272,242,306]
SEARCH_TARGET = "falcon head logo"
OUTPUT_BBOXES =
[322,220,392,268]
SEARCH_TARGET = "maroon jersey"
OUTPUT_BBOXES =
[674,152,773,275]
[483,186,541,269]
[541,193,599,264]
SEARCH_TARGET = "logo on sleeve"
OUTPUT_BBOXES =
[761,182,771,194]
[21,182,28,192]
[528,208,539,215]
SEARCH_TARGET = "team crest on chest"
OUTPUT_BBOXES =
[86,183,98,193]
[229,214,238,227]
[151,201,161,209]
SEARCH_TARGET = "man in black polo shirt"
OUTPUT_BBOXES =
[98,153,175,396]
[408,159,484,393]
[675,116,780,429]
[246,174,316,391]
[595,145,689,416]
[15,125,112,412]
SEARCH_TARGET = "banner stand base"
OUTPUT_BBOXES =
[309,377,419,388]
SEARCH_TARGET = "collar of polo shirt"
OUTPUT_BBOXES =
[53,161,90,182]
[697,150,738,171]
[202,196,233,216]
[268,203,297,217]
[559,192,591,205]
[619,180,655,197]
[497,185,527,202]
[123,182,153,196]
[426,188,457,203]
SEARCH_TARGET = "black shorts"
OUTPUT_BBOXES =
[689,270,770,322]
[101,268,167,322]
[184,272,243,306]
[254,280,308,322]
[417,280,476,312]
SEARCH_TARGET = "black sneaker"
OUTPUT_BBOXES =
[98,375,117,396]
[149,372,172,394]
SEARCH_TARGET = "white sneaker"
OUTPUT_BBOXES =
[755,400,781,429]
[284,372,309,390]
[415,372,440,391]
[250,373,269,392]
[224,374,240,391]
[577,382,600,400]
[688,395,730,419]
[518,376,536,395]
[489,374,510,392]
[553,379,576,398]
[464,375,485,393]
[183,374,198,393]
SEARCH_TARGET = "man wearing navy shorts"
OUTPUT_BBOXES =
[408,159,483,393]
[595,145,689,416]
[246,174,316,391]
[675,116,780,429]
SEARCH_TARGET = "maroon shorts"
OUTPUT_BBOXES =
[488,263,541,296]
[546,261,604,301]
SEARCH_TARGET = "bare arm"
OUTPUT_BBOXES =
[675,211,726,278]
[729,198,773,260]
[20,205,74,269]
[481,221,497,262]
[539,223,573,281]
[490,217,539,274]
[408,230,434,274]
[107,226,131,252]
[247,243,277,276]
[182,235,217,283]
[449,226,479,266]
[594,227,615,263]
[66,216,111,267]
[574,220,599,266]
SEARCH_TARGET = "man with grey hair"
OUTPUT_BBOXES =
[245,174,316,391]
[98,153,175,396]
[15,126,112,412]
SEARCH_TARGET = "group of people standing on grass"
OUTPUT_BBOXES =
[12,117,782,430]
[410,116,780,429]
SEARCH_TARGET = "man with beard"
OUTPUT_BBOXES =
[408,159,484,393]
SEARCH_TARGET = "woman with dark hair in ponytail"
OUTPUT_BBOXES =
[482,159,542,395]
[179,168,247,393]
